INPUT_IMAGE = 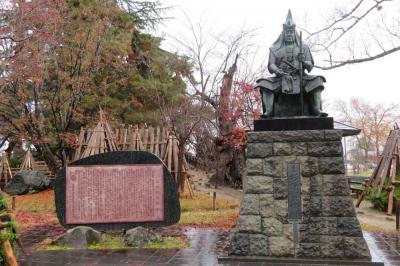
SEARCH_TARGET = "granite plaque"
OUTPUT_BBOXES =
[66,164,164,224]
[287,163,302,220]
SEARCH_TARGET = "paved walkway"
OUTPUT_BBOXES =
[18,228,400,266]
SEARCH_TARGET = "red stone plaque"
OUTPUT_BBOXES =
[65,164,164,224]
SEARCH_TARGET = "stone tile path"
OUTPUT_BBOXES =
[18,228,400,266]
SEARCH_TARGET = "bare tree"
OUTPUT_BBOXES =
[302,0,400,70]
[334,98,398,168]
[165,14,262,187]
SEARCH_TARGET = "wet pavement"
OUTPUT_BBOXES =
[17,228,400,266]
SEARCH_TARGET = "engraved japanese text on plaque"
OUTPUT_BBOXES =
[66,164,164,224]
[287,163,302,220]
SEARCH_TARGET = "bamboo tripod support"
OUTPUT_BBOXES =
[356,128,400,215]
[73,116,194,195]
[76,110,118,160]
[20,150,35,171]
[0,152,12,187]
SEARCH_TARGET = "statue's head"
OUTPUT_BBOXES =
[282,10,296,44]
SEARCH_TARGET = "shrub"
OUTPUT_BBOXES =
[367,178,400,212]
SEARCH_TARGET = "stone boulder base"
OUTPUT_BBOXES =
[124,226,162,247]
[5,170,50,195]
[228,130,371,260]
[52,226,102,248]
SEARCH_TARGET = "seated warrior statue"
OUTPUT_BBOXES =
[256,10,328,118]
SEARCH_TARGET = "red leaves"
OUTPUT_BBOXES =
[225,80,261,130]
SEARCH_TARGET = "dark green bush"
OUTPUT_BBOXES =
[9,156,23,169]
[367,178,400,212]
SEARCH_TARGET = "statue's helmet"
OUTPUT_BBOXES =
[282,9,296,30]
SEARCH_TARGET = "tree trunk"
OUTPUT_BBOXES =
[215,137,232,188]
[214,55,239,187]
[177,143,185,193]
[363,148,369,171]
[375,138,380,163]
[35,143,60,175]
[230,147,245,188]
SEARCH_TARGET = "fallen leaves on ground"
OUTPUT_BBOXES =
[6,190,55,212]
[16,211,58,232]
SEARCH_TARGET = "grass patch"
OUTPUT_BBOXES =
[180,192,239,212]
[179,192,239,227]
[360,222,400,235]
[145,237,189,249]
[12,190,240,230]
[38,234,190,251]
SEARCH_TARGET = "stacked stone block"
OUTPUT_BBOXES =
[229,130,371,259]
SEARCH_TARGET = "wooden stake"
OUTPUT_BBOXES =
[213,192,216,211]
[397,199,400,231]
[185,175,194,199]
[12,197,15,211]
[1,228,17,266]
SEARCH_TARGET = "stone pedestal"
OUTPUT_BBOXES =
[227,130,372,260]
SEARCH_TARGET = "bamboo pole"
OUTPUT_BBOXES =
[172,136,179,186]
[74,127,85,161]
[160,128,167,159]
[155,126,160,157]
[387,157,396,215]
[123,128,128,150]
[149,127,155,153]
[166,135,173,176]
[143,128,149,152]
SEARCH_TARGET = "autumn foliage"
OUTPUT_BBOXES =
[0,0,190,173]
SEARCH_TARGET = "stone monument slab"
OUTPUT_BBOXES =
[65,164,164,224]
[55,151,180,231]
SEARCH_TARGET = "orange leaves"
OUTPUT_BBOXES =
[8,190,57,231]
[231,127,246,147]
[9,190,55,213]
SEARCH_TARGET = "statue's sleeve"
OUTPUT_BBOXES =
[267,49,279,74]
[303,45,314,72]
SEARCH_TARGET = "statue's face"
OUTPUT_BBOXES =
[284,28,295,43]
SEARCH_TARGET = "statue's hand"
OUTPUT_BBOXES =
[276,68,287,76]
[297,53,305,62]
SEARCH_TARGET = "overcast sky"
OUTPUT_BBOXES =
[155,0,400,108]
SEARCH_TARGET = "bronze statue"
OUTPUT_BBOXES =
[256,10,327,118]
